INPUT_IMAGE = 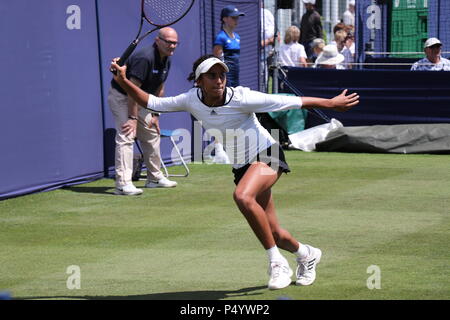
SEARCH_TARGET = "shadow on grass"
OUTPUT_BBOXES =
[16,286,267,300]
[62,186,116,195]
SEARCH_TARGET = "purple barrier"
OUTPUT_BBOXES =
[0,1,104,200]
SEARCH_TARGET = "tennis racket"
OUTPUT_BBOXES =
[111,0,195,73]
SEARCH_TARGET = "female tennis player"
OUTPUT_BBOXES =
[111,54,359,290]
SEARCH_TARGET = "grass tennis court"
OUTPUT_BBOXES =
[1,151,449,300]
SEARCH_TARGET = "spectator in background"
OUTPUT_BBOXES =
[333,22,346,35]
[342,32,355,69]
[344,24,355,35]
[279,26,308,67]
[213,5,246,87]
[411,38,450,71]
[344,25,356,57]
[332,30,349,69]
[333,22,355,59]
[300,0,323,60]
[343,0,356,26]
[330,29,347,50]
[108,27,179,195]
[309,38,325,65]
[260,2,275,92]
[330,30,354,69]
[314,44,345,69]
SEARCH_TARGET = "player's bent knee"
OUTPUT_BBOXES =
[233,191,256,210]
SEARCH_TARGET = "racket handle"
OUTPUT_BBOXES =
[118,40,139,66]
[110,40,139,75]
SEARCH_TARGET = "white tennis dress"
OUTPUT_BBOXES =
[145,86,303,168]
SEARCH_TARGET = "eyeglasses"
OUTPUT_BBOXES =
[158,37,179,46]
[203,72,226,80]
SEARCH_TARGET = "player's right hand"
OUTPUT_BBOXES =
[110,58,127,80]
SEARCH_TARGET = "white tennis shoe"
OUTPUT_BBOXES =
[145,177,177,188]
[268,260,293,290]
[114,184,143,196]
[296,245,322,286]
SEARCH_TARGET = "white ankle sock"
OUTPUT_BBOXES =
[267,246,285,263]
[295,243,310,260]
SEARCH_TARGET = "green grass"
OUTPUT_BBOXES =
[0,151,449,300]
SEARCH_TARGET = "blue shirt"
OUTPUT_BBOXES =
[411,57,450,71]
[214,30,241,63]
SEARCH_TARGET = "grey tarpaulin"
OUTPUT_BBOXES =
[315,124,450,154]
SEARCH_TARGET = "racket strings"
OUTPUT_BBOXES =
[143,0,192,25]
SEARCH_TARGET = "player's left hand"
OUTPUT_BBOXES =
[330,89,359,112]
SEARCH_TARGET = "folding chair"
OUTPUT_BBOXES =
[159,129,190,177]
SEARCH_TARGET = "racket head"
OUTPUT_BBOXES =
[141,0,195,27]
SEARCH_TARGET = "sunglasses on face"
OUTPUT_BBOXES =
[158,37,179,46]
[203,72,227,80]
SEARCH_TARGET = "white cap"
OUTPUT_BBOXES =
[348,0,355,6]
[424,37,442,48]
[302,0,316,5]
[315,45,345,65]
[195,57,229,80]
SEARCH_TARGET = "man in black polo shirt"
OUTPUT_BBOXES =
[108,27,179,195]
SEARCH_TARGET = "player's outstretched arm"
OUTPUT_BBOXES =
[301,89,359,112]
[111,59,150,109]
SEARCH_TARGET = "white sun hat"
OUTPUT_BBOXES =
[315,45,345,65]
[195,57,229,80]
[424,37,442,48]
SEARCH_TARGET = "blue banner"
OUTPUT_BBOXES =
[355,0,389,63]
